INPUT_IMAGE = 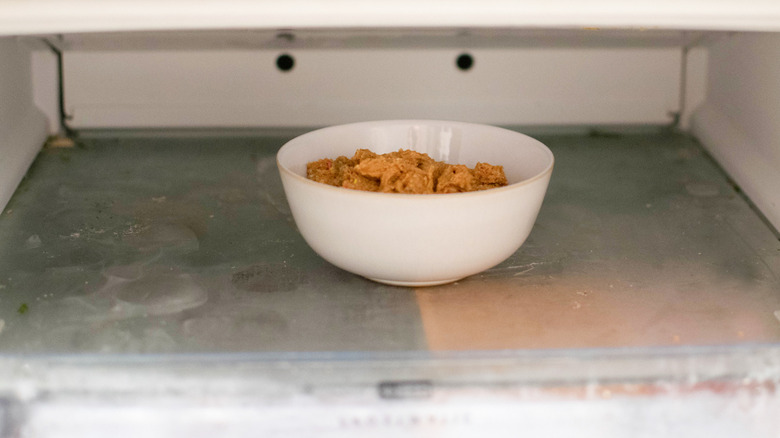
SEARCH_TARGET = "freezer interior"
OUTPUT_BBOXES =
[2,15,780,437]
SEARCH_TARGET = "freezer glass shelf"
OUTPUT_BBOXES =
[1,130,780,356]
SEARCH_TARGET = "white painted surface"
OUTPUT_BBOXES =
[22,391,780,438]
[30,47,61,135]
[0,38,48,213]
[679,45,708,130]
[2,0,780,36]
[691,33,780,231]
[62,47,681,129]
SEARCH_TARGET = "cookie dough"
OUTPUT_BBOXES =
[306,149,508,194]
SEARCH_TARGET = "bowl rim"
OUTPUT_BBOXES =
[276,119,555,199]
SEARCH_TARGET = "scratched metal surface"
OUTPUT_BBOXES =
[0,130,779,354]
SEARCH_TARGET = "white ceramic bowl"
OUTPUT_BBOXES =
[276,120,554,286]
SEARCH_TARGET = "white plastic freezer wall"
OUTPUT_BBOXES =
[0,38,48,215]
[690,32,780,229]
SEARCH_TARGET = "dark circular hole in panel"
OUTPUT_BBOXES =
[456,53,474,71]
[276,54,295,72]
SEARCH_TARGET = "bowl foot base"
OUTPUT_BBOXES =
[365,277,464,287]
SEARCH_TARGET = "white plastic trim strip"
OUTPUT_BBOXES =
[2,0,780,36]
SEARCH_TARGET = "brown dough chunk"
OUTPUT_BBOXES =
[306,149,507,194]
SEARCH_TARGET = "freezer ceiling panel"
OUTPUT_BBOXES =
[3,0,780,35]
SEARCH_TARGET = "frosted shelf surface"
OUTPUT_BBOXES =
[1,130,780,356]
